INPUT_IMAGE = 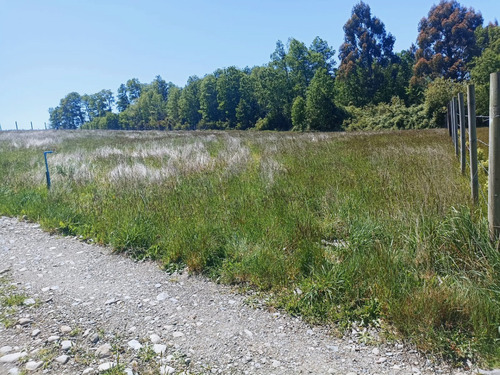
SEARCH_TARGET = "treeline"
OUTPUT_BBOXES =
[49,1,500,132]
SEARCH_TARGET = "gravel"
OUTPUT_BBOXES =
[0,216,475,374]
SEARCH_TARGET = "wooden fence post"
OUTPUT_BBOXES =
[458,93,466,174]
[489,72,500,240]
[468,84,478,203]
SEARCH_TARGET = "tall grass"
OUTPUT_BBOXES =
[0,129,498,365]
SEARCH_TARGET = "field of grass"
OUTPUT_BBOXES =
[0,129,499,365]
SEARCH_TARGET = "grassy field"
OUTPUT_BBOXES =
[0,129,499,365]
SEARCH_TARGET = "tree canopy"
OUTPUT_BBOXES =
[49,0,494,132]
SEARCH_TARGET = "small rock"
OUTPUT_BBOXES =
[125,369,134,375]
[82,368,94,374]
[60,325,72,334]
[153,344,167,355]
[479,371,500,375]
[346,372,357,375]
[18,318,32,326]
[98,362,115,372]
[90,333,100,344]
[8,368,19,375]
[0,268,10,275]
[156,292,169,301]
[55,355,69,364]
[244,329,253,338]
[0,352,26,363]
[96,343,112,358]
[25,361,43,371]
[376,357,387,364]
[172,331,184,338]
[372,348,380,355]
[0,346,13,354]
[23,298,36,306]
[160,365,176,375]
[31,329,41,337]
[127,339,142,350]
[61,340,73,351]
[150,334,161,344]
[272,360,281,368]
[105,298,118,305]
[47,335,60,342]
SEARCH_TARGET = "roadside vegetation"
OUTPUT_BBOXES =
[0,129,499,365]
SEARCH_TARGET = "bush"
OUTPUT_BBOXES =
[343,97,429,131]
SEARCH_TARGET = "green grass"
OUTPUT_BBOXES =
[0,129,499,365]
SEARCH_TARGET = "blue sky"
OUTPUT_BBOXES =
[0,0,498,130]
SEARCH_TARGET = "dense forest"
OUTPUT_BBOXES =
[48,0,500,132]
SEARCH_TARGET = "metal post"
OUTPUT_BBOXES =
[446,101,452,137]
[44,151,53,190]
[488,72,500,240]
[458,93,466,174]
[31,121,33,130]
[453,98,459,156]
[15,121,18,131]
[468,85,478,204]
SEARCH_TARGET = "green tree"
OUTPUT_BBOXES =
[198,74,221,128]
[179,76,201,129]
[413,0,483,83]
[236,73,260,129]
[117,83,130,112]
[49,92,85,129]
[306,68,343,131]
[470,23,500,115]
[216,67,243,128]
[423,77,465,127]
[336,1,396,106]
[166,86,182,127]
[291,96,307,131]
[126,78,143,102]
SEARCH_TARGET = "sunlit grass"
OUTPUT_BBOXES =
[0,129,498,365]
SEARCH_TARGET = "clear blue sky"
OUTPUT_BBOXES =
[0,0,498,130]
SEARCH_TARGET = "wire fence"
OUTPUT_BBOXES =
[448,74,500,240]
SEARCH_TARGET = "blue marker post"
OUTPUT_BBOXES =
[44,151,54,189]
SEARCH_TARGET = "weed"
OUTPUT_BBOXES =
[0,129,498,365]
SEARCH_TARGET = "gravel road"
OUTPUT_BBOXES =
[0,216,472,375]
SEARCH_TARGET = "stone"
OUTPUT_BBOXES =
[98,362,115,372]
[156,292,169,301]
[0,346,13,354]
[18,318,32,326]
[25,361,43,371]
[372,348,380,355]
[55,355,69,364]
[244,329,253,338]
[127,339,142,350]
[60,325,72,334]
[23,298,36,306]
[31,329,41,337]
[160,365,176,375]
[172,331,184,338]
[47,335,60,342]
[0,352,26,363]
[376,357,387,364]
[150,334,161,344]
[82,368,94,374]
[96,343,112,358]
[153,344,167,355]
[8,368,19,375]
[90,333,100,344]
[61,340,73,351]
[272,360,281,368]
